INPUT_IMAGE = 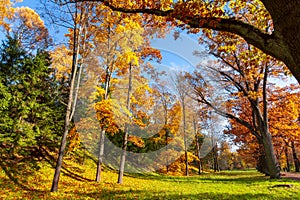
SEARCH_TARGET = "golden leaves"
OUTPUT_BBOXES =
[128,135,145,147]
[50,45,72,80]
[116,51,140,70]
[0,0,17,29]
[14,7,45,29]
[67,127,81,153]
[247,91,260,100]
[229,0,271,31]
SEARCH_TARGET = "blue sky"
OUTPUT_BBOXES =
[16,0,40,7]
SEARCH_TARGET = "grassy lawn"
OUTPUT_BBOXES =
[1,161,300,200]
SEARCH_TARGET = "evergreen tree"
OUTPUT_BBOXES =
[0,36,64,183]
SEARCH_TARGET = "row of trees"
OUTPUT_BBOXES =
[0,0,299,192]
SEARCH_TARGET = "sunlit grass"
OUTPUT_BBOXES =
[1,160,300,200]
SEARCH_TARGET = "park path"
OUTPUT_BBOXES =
[281,172,300,182]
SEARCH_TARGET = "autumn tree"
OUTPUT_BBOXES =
[186,31,285,178]
[218,142,232,170]
[152,83,176,173]
[8,6,52,49]
[71,4,163,182]
[192,119,204,174]
[0,0,15,30]
[49,1,92,192]
[269,86,300,172]
[170,72,188,175]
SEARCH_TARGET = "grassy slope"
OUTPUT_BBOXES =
[1,159,300,200]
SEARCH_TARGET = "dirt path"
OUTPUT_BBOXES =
[281,172,300,182]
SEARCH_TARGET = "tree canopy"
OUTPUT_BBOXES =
[74,0,300,84]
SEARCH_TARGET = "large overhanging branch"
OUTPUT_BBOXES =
[180,16,288,64]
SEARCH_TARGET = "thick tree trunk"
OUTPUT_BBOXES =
[257,146,269,175]
[262,132,280,178]
[291,141,300,172]
[256,65,279,178]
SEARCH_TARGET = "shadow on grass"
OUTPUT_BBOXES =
[41,147,94,182]
[125,170,294,185]
[0,146,95,195]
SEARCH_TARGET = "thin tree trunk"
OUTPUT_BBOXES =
[162,92,169,173]
[118,63,132,184]
[165,128,169,173]
[193,117,202,175]
[196,140,202,175]
[213,144,219,172]
[95,25,112,181]
[285,146,291,172]
[51,5,83,191]
[291,141,300,172]
[95,75,110,181]
[182,100,188,176]
[95,129,105,181]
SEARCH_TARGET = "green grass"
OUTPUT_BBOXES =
[1,160,300,200]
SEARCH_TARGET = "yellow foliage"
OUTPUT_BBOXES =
[247,91,261,100]
[128,135,145,147]
[0,0,18,29]
[159,152,198,175]
[14,7,45,29]
[67,127,81,153]
[116,51,140,69]
[50,45,72,80]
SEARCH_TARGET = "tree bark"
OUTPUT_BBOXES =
[193,117,202,175]
[285,146,291,172]
[257,144,269,175]
[182,100,189,176]
[213,144,219,172]
[291,141,300,172]
[95,129,105,181]
[261,132,280,178]
[195,135,202,175]
[165,127,169,173]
